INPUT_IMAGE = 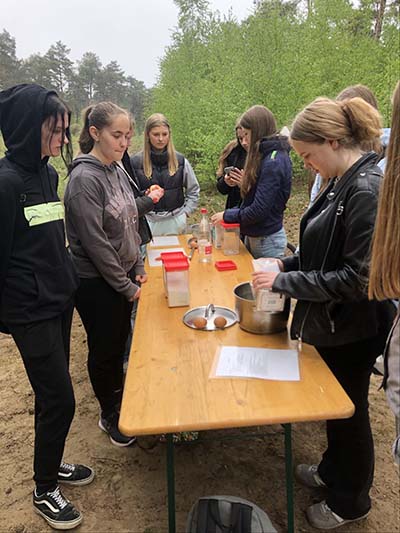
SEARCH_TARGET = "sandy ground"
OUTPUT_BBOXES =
[0,310,399,533]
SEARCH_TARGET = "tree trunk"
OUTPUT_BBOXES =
[373,0,386,41]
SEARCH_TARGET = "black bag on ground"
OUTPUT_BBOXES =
[186,495,277,533]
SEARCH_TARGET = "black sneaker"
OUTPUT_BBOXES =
[33,486,82,530]
[98,411,136,447]
[58,461,95,486]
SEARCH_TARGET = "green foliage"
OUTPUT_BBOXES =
[148,0,399,186]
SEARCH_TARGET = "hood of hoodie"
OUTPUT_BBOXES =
[69,153,113,173]
[259,135,291,156]
[0,84,58,171]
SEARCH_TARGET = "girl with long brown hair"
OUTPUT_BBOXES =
[211,105,292,258]
[252,96,395,529]
[369,80,400,465]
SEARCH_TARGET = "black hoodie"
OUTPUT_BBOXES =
[0,84,78,326]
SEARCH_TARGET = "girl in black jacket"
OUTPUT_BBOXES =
[216,125,247,209]
[0,84,93,530]
[253,97,395,529]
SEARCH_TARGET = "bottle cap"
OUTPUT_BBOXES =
[200,208,208,214]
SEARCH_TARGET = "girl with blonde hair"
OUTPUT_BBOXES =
[369,80,400,465]
[131,113,200,236]
[252,96,395,529]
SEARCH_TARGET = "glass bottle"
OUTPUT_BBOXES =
[198,208,212,263]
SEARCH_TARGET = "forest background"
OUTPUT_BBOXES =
[0,0,399,187]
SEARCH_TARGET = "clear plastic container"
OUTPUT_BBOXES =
[213,223,224,249]
[252,258,285,312]
[161,251,187,296]
[163,258,190,307]
[221,222,240,255]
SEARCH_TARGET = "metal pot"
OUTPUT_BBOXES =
[233,282,289,335]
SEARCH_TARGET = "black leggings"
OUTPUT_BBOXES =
[7,302,75,493]
[75,277,132,417]
[316,331,387,519]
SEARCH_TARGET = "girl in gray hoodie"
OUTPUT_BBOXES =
[64,102,145,447]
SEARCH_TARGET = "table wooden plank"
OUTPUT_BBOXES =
[120,236,354,436]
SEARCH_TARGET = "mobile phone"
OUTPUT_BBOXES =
[224,166,235,175]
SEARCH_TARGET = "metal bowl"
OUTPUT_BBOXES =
[183,304,237,331]
[233,282,289,335]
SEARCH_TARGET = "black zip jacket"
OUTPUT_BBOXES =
[216,143,247,209]
[0,84,78,326]
[121,151,153,244]
[273,153,395,347]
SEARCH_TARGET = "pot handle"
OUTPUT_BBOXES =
[205,303,215,318]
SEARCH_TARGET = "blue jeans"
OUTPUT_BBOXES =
[244,227,287,259]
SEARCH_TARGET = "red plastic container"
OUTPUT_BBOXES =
[215,260,237,271]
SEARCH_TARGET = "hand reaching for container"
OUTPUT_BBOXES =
[211,211,224,225]
[252,259,284,290]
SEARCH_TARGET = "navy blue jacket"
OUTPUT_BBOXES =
[223,136,292,237]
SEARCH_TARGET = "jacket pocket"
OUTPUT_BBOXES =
[31,262,78,312]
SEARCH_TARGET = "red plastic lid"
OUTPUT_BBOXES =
[221,222,240,229]
[200,208,208,214]
[215,260,237,271]
[164,258,189,271]
[160,251,186,262]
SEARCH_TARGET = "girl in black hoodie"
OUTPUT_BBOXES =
[0,84,93,530]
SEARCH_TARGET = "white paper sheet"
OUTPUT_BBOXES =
[215,346,300,381]
[147,247,186,267]
[149,236,180,247]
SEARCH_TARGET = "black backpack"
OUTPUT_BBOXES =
[186,496,277,533]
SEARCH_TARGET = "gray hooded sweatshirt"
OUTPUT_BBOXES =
[64,154,145,300]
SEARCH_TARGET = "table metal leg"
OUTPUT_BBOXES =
[283,423,294,533]
[166,433,176,533]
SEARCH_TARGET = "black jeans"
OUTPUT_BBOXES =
[316,331,387,519]
[75,277,133,417]
[7,302,75,493]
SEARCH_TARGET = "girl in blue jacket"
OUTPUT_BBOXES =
[211,105,292,258]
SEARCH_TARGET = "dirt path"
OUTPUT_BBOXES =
[0,311,399,533]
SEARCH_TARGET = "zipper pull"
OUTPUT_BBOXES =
[330,320,335,334]
[298,336,302,352]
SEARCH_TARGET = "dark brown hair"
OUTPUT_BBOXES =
[239,105,277,194]
[79,102,129,154]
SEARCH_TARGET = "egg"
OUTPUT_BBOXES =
[214,316,227,329]
[192,317,207,329]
